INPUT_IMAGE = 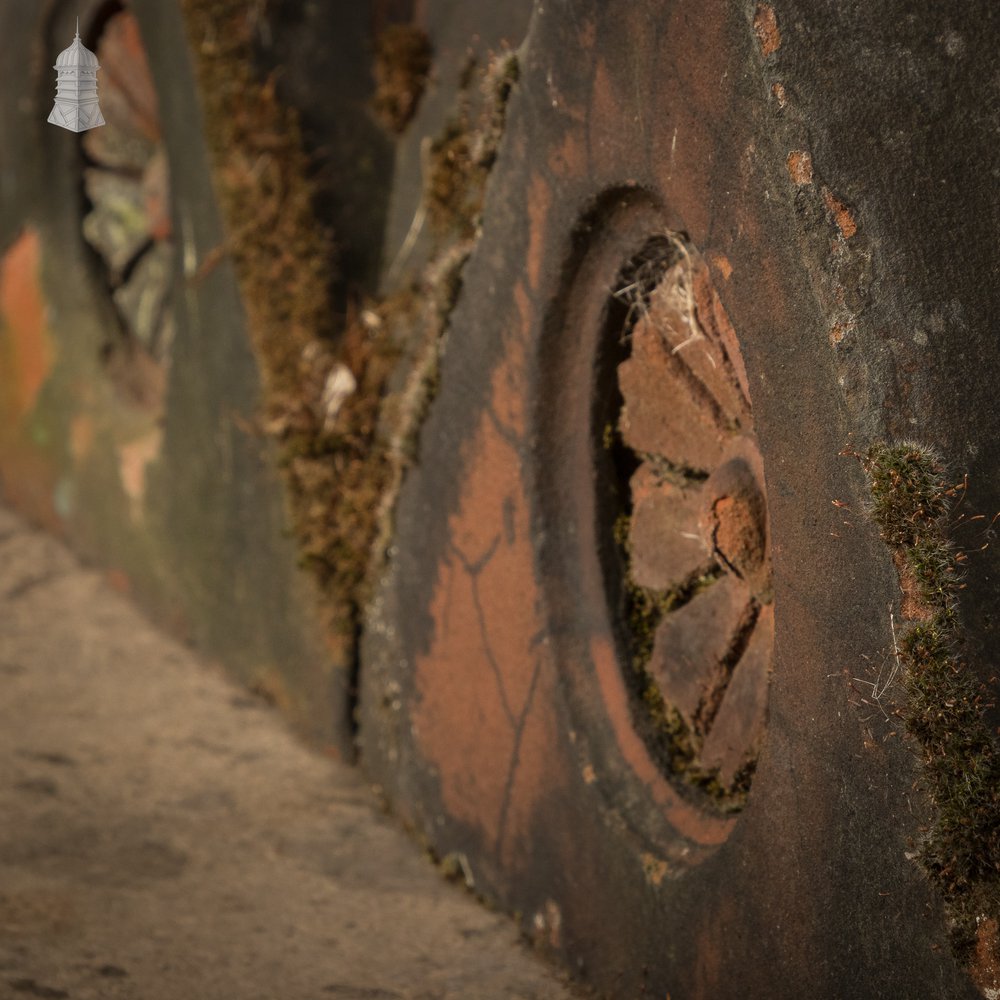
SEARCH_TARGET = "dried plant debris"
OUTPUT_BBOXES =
[858,441,1000,995]
[181,0,518,655]
[372,24,432,134]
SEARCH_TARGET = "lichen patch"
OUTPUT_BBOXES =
[753,4,781,57]
[786,150,813,185]
[822,187,858,239]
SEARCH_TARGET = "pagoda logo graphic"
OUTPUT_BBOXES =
[48,18,105,133]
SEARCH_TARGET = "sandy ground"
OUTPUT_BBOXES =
[0,505,580,1000]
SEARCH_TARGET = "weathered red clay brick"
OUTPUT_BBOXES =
[699,604,772,786]
[618,312,729,471]
[700,456,769,593]
[628,464,711,591]
[647,575,753,732]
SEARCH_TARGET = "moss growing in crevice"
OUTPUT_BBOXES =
[180,1,335,383]
[368,50,521,577]
[180,0,520,724]
[424,50,520,240]
[372,24,432,135]
[639,675,755,802]
[179,0,398,652]
[859,441,1000,992]
[611,510,745,807]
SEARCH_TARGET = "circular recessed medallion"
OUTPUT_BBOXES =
[537,195,773,859]
[602,235,772,808]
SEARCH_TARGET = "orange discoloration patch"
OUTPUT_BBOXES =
[494,665,561,869]
[753,4,781,56]
[823,187,858,239]
[118,427,163,515]
[641,852,671,887]
[414,413,559,857]
[0,231,61,529]
[829,320,853,346]
[771,81,787,107]
[971,917,1000,998]
[414,298,563,862]
[526,176,551,293]
[0,229,54,425]
[710,252,733,281]
[786,150,813,185]
[0,448,60,531]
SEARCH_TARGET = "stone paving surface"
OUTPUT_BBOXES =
[0,505,580,1000]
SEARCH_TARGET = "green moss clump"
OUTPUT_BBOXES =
[865,441,954,547]
[860,441,1000,973]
